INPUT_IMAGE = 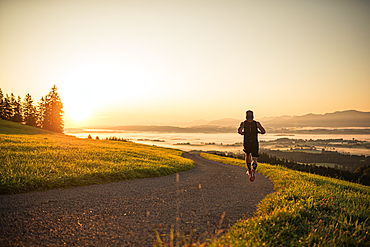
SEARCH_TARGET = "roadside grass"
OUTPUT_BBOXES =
[201,153,370,246]
[0,123,194,194]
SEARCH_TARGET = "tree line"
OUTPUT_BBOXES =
[257,152,370,186]
[208,151,370,186]
[261,148,370,172]
[0,85,64,133]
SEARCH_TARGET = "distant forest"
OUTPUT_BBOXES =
[0,85,64,133]
[209,151,370,186]
[261,149,370,172]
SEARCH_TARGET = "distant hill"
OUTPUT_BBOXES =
[202,110,370,128]
[261,110,370,128]
[176,119,209,126]
[207,118,241,127]
[75,110,370,134]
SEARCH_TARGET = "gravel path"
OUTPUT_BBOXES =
[0,152,274,246]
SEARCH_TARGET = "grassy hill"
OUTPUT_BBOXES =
[0,119,52,135]
[201,153,370,246]
[0,120,194,194]
[2,120,369,245]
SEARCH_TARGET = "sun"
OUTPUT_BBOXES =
[59,84,99,125]
[58,55,162,127]
[64,102,94,123]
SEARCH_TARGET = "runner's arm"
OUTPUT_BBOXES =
[257,122,266,134]
[238,122,244,135]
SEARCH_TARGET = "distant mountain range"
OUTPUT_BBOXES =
[74,110,370,134]
[261,110,370,128]
[207,118,242,126]
[206,110,370,128]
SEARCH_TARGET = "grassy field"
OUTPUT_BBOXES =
[201,153,370,246]
[0,120,194,194]
[2,120,369,245]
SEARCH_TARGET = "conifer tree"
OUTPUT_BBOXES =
[8,93,16,118]
[43,85,64,133]
[11,95,23,123]
[23,93,37,127]
[36,96,46,128]
[3,94,12,120]
[0,86,64,132]
[0,88,4,119]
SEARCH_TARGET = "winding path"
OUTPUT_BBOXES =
[0,152,274,246]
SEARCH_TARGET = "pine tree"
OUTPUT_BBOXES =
[11,95,23,123]
[0,88,4,119]
[36,96,46,128]
[8,93,16,119]
[17,95,23,117]
[43,85,64,133]
[23,93,37,127]
[3,94,12,120]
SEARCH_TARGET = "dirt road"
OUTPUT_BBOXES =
[0,152,274,246]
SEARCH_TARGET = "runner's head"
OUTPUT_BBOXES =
[246,110,254,120]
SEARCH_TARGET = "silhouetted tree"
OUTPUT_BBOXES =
[23,93,37,127]
[2,94,12,120]
[8,93,16,118]
[0,88,4,119]
[0,87,64,130]
[36,96,46,128]
[43,85,64,133]
[10,95,23,123]
[359,168,370,185]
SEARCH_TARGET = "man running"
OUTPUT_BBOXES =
[238,110,266,182]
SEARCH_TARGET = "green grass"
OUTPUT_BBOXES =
[201,153,370,246]
[0,119,52,135]
[0,120,194,194]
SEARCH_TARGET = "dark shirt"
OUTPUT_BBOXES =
[240,120,258,143]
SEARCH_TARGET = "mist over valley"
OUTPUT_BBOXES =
[66,110,370,134]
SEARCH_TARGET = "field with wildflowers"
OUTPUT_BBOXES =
[0,120,194,194]
[201,153,370,246]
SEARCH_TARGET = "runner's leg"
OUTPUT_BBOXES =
[251,142,259,170]
[250,155,257,182]
[252,157,258,170]
[245,153,252,173]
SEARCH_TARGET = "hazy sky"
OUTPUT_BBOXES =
[1,0,369,127]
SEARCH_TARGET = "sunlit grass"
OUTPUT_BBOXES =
[201,153,370,246]
[0,133,194,194]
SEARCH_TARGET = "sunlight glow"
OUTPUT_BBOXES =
[64,101,95,123]
[2,0,368,127]
[59,57,161,124]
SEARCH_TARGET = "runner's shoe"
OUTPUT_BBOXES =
[246,169,251,176]
[250,169,256,182]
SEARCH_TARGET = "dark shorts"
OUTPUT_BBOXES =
[243,141,259,157]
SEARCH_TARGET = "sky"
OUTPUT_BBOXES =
[1,0,369,127]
